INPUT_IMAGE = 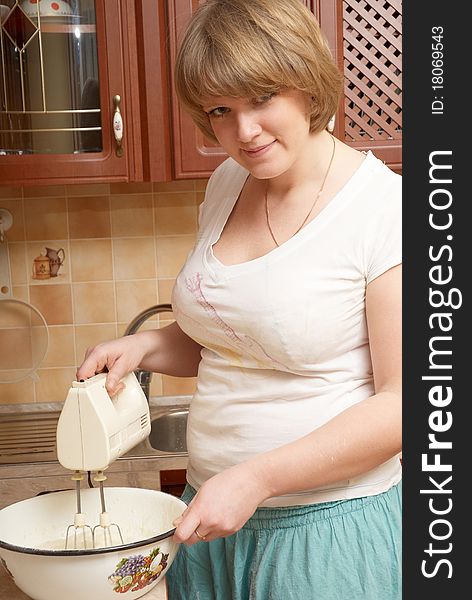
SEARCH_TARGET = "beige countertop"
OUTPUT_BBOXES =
[0,564,168,599]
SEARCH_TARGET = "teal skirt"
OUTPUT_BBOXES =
[167,481,402,600]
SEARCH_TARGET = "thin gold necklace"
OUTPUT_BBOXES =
[265,134,336,247]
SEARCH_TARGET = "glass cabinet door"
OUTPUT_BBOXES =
[0,0,134,183]
[1,0,101,154]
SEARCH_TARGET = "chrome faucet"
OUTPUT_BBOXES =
[124,303,173,401]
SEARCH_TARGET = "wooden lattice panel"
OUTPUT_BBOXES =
[343,0,402,142]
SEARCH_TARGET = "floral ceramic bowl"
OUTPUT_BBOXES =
[0,487,186,600]
[21,0,74,18]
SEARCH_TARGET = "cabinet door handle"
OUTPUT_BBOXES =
[112,94,124,157]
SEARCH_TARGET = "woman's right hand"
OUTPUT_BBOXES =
[76,334,148,396]
[76,322,202,395]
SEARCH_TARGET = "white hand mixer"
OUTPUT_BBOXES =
[56,372,151,549]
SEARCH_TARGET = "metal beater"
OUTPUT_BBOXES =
[64,470,124,550]
[65,471,94,550]
[57,373,151,550]
[91,470,124,548]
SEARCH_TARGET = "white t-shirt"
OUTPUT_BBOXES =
[172,151,402,507]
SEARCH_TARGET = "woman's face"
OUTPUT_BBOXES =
[201,89,313,180]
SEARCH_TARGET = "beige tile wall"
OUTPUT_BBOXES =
[0,179,208,404]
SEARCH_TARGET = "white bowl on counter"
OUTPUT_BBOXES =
[0,487,186,600]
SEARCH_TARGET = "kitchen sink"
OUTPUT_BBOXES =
[0,395,192,464]
[149,408,188,453]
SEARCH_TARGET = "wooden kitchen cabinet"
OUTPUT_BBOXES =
[165,0,221,180]
[166,0,402,178]
[159,468,187,498]
[0,0,401,185]
[319,0,402,171]
[0,0,171,185]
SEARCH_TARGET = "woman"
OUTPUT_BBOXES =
[77,0,402,598]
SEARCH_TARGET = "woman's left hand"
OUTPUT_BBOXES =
[172,462,269,545]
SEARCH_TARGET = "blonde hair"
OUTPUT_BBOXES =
[174,0,343,142]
